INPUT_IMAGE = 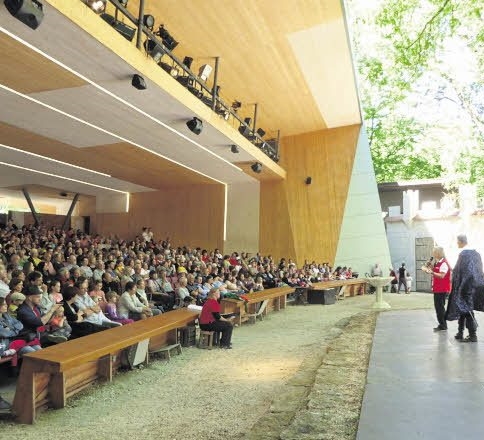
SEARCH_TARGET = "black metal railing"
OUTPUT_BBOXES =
[88,0,279,162]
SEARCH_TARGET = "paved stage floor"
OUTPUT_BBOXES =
[357,309,484,440]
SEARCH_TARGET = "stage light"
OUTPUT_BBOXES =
[244,117,252,126]
[83,0,105,13]
[144,39,165,63]
[251,162,263,173]
[4,0,44,29]
[186,117,203,135]
[256,128,266,138]
[156,25,178,51]
[183,57,193,69]
[198,64,212,82]
[131,74,146,90]
[143,14,155,29]
[100,12,136,41]
[118,0,128,6]
[232,101,242,110]
[159,62,179,77]
[230,145,239,154]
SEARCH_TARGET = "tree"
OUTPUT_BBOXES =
[346,0,484,194]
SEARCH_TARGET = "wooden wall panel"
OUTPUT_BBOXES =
[94,185,225,249]
[260,124,361,265]
[259,181,297,261]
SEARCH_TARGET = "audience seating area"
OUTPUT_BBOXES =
[12,309,199,424]
[0,222,366,423]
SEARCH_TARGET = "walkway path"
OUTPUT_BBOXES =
[357,309,484,440]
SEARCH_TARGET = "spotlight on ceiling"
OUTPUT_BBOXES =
[231,101,242,110]
[230,145,239,154]
[118,0,128,6]
[83,0,106,14]
[186,117,203,135]
[198,64,213,82]
[131,74,146,90]
[5,0,44,29]
[144,39,165,63]
[183,56,193,70]
[251,162,263,174]
[143,14,155,30]
[157,25,178,51]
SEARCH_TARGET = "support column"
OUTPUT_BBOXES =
[62,193,80,231]
[21,188,40,227]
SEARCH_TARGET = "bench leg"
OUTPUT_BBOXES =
[13,360,36,424]
[50,372,66,409]
[98,355,113,382]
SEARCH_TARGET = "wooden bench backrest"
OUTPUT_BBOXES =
[23,309,199,372]
[312,279,367,290]
[245,286,295,303]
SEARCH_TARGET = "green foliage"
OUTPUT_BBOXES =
[370,117,443,182]
[346,0,484,191]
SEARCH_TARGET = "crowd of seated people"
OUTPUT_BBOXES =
[0,223,356,357]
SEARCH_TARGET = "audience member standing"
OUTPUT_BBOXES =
[398,263,410,294]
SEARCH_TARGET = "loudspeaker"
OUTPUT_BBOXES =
[251,162,263,173]
[256,128,266,138]
[307,288,336,305]
[131,74,146,90]
[4,0,44,30]
[186,117,203,135]
[305,177,312,185]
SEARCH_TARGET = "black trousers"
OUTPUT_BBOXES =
[398,278,408,292]
[433,293,448,328]
[200,320,233,346]
[458,311,477,335]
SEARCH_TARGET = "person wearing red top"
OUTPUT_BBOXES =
[424,246,451,332]
[199,287,233,349]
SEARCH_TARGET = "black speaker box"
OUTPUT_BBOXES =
[131,74,146,90]
[307,288,336,305]
[5,0,44,30]
[178,326,196,347]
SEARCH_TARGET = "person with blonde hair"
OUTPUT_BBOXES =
[423,246,451,331]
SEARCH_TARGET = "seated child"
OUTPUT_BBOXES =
[89,280,107,312]
[104,291,134,325]
[48,306,72,341]
[8,292,26,319]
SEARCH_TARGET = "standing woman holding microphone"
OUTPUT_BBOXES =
[423,246,451,331]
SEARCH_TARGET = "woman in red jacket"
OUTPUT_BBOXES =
[423,246,451,332]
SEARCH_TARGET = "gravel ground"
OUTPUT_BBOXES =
[0,292,433,439]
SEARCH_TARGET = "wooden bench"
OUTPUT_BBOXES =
[311,279,368,300]
[12,309,199,424]
[220,286,295,325]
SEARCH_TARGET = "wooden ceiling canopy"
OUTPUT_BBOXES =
[125,0,351,137]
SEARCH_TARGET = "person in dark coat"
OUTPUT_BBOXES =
[446,234,484,342]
